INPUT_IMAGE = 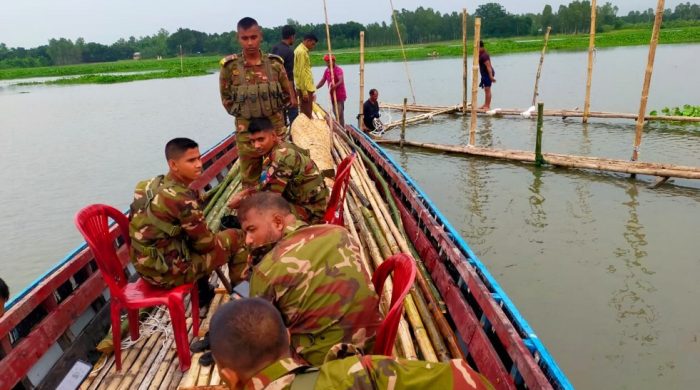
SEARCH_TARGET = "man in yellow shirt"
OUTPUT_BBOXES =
[294,33,318,119]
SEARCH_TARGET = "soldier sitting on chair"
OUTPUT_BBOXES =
[210,298,494,390]
[238,192,382,366]
[129,138,245,309]
[228,117,329,224]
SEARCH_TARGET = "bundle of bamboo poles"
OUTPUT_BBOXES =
[193,130,465,364]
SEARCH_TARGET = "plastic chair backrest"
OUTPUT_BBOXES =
[371,253,416,356]
[324,152,356,225]
[75,204,132,292]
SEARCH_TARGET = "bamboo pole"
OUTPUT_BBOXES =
[583,0,597,123]
[535,103,545,166]
[381,103,700,122]
[462,8,468,114]
[374,139,700,179]
[400,97,408,147]
[532,26,552,107]
[322,0,340,122]
[384,106,459,131]
[632,0,665,163]
[359,31,365,129]
[389,0,417,103]
[469,18,481,146]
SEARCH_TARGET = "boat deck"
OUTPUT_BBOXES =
[80,288,229,390]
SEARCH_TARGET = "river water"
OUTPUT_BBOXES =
[1,44,698,389]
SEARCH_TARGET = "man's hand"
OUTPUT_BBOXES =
[301,93,309,102]
[228,188,256,209]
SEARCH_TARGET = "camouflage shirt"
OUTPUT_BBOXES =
[249,222,382,366]
[243,344,494,390]
[219,51,292,132]
[258,141,329,224]
[129,173,243,287]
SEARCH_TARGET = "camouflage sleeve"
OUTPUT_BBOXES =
[258,147,297,194]
[219,63,234,115]
[172,189,220,254]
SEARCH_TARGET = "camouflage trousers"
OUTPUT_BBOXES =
[235,114,287,188]
[136,231,242,289]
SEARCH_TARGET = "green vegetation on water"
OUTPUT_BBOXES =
[650,105,700,118]
[3,26,699,85]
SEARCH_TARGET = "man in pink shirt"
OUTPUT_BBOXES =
[316,54,347,126]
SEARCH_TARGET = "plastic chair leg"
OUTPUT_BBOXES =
[168,298,191,371]
[110,303,123,371]
[190,288,200,338]
[127,309,140,342]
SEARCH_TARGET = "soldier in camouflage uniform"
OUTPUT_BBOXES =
[229,117,329,224]
[237,192,382,366]
[129,138,244,289]
[219,17,297,189]
[209,298,494,390]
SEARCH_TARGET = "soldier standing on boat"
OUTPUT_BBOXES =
[219,17,297,189]
[129,138,244,306]
[209,298,495,389]
[228,117,329,224]
[238,192,382,366]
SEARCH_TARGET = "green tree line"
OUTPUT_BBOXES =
[1,1,698,69]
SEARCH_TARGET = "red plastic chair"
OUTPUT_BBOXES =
[324,152,357,225]
[371,253,417,356]
[74,204,198,372]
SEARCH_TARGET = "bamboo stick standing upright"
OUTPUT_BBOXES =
[469,18,481,146]
[632,0,664,163]
[532,26,552,107]
[400,98,408,147]
[583,0,597,123]
[359,31,365,129]
[462,9,468,114]
[322,0,340,122]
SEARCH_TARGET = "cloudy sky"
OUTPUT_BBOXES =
[1,0,681,48]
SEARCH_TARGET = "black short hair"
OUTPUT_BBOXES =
[237,17,259,31]
[479,40,484,48]
[165,138,198,161]
[281,25,296,40]
[210,298,288,372]
[0,278,8,301]
[238,192,291,222]
[303,33,319,42]
[248,117,275,135]
[369,88,378,96]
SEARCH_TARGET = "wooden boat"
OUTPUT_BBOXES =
[0,118,572,389]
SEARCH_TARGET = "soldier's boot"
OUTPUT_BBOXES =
[190,331,210,353]
[199,351,214,367]
[197,277,216,318]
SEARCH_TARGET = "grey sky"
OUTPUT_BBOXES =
[0,0,684,48]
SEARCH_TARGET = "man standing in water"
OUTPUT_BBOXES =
[219,17,297,189]
[478,40,496,110]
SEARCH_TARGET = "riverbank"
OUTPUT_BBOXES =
[3,25,699,85]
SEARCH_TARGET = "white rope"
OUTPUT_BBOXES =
[120,307,174,350]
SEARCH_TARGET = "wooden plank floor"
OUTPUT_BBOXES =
[80,290,231,390]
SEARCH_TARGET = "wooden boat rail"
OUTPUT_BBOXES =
[341,123,572,389]
[0,135,238,390]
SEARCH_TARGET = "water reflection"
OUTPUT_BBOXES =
[525,168,547,230]
[609,182,659,354]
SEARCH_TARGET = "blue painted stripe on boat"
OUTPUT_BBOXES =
[350,126,573,390]
[5,135,236,313]
[6,242,88,311]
